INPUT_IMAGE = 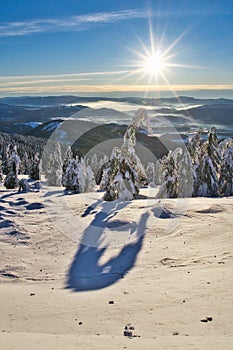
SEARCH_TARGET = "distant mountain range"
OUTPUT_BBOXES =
[0,95,232,141]
[180,103,233,125]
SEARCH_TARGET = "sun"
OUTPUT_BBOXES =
[142,51,165,76]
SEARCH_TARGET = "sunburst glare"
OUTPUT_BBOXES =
[115,17,201,98]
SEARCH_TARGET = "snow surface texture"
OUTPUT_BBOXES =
[42,184,189,248]
[0,182,233,349]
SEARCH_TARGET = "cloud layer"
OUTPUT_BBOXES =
[0,82,232,94]
[1,71,232,95]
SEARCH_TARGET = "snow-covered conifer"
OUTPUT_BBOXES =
[157,147,193,198]
[78,158,95,193]
[29,152,40,180]
[62,146,73,189]
[177,149,193,198]
[187,129,202,164]
[219,147,233,196]
[19,151,29,174]
[187,130,202,196]
[218,138,233,157]
[4,145,20,189]
[194,128,221,197]
[157,149,180,198]
[197,154,218,196]
[43,142,62,186]
[206,127,221,172]
[97,108,151,201]
[62,148,95,193]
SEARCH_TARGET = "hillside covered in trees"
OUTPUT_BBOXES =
[0,108,232,199]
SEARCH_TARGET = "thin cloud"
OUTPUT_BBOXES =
[0,78,91,87]
[0,70,131,88]
[0,9,148,37]
[0,70,131,81]
[0,84,232,94]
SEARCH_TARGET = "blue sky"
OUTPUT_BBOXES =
[0,0,232,97]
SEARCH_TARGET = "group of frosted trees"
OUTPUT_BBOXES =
[1,144,41,189]
[152,127,233,198]
[61,146,95,193]
[0,132,43,188]
[60,108,151,199]
[1,109,233,198]
[60,110,233,199]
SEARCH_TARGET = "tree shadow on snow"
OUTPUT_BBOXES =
[0,192,20,201]
[66,200,148,291]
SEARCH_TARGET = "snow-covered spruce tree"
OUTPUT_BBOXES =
[195,128,221,197]
[43,142,63,186]
[78,158,95,193]
[157,148,181,198]
[62,145,73,190]
[197,154,219,196]
[187,129,202,196]
[4,145,21,189]
[177,149,193,198]
[219,146,233,196]
[19,151,29,175]
[63,158,78,192]
[218,138,233,157]
[157,147,193,198]
[29,152,40,180]
[96,108,151,201]
[62,147,95,193]
[206,127,221,173]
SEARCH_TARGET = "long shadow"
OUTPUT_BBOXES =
[0,192,20,202]
[0,218,14,229]
[66,201,148,291]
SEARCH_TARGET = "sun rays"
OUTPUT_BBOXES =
[114,16,203,99]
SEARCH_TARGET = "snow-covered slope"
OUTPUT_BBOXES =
[0,183,233,349]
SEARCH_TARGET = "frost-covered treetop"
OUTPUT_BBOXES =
[131,108,152,131]
[218,138,233,156]
[123,108,152,149]
[208,127,218,145]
